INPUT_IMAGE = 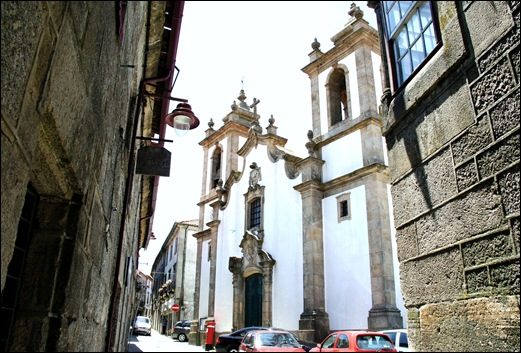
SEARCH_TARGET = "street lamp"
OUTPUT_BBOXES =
[165,102,200,136]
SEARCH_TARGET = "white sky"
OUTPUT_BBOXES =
[138,1,377,274]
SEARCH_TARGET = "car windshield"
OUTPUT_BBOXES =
[356,335,394,350]
[257,332,300,347]
[136,317,149,324]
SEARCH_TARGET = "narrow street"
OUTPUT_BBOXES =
[127,330,213,352]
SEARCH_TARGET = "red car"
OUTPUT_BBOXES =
[309,330,397,352]
[239,329,306,352]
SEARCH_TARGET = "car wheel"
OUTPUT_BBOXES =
[178,333,187,342]
[227,346,238,352]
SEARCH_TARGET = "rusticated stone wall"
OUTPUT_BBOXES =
[1,2,152,351]
[372,1,520,351]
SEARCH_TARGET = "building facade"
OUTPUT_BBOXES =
[368,1,520,351]
[1,1,188,351]
[150,220,198,334]
[190,6,406,346]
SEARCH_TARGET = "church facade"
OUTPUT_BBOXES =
[190,5,406,344]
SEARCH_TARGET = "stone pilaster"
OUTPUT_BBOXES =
[206,219,220,318]
[365,174,403,330]
[294,156,329,342]
[355,46,378,118]
[261,262,274,327]
[229,257,243,331]
[309,72,322,138]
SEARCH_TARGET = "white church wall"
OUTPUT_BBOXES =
[387,184,407,327]
[322,130,364,182]
[322,184,373,330]
[253,148,304,331]
[371,50,382,111]
[213,183,246,333]
[199,240,211,320]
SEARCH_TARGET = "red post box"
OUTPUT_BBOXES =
[205,320,215,351]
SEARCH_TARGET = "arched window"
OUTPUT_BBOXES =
[211,146,222,188]
[328,68,349,126]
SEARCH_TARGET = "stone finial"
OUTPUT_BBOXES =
[305,130,317,156]
[311,37,321,51]
[238,89,250,111]
[266,114,277,135]
[231,100,238,111]
[206,118,216,137]
[348,2,364,20]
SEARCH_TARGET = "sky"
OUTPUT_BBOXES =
[138,1,377,274]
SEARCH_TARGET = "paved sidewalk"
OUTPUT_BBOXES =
[128,329,214,352]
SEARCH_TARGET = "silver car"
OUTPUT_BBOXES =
[133,316,152,336]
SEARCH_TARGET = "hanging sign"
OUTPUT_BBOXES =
[135,146,171,176]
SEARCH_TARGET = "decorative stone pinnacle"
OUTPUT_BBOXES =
[238,89,250,110]
[208,118,214,129]
[305,130,317,156]
[231,100,238,110]
[311,37,321,51]
[348,2,364,19]
[268,114,275,126]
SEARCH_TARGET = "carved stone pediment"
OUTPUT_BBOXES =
[239,229,264,277]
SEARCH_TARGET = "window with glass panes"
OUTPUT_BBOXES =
[383,1,439,87]
[249,198,261,229]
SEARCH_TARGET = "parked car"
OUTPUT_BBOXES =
[172,320,191,342]
[132,315,151,336]
[378,329,410,352]
[215,326,315,352]
[309,330,397,352]
[239,329,306,352]
[216,327,266,352]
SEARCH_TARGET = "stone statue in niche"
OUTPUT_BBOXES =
[249,162,261,189]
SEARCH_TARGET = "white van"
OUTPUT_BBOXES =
[378,329,410,352]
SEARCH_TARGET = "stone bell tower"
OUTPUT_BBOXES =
[299,2,404,332]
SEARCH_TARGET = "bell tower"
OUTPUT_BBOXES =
[300,3,404,332]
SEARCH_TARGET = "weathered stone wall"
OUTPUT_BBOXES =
[377,1,519,351]
[1,1,150,351]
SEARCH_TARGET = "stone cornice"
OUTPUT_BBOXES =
[293,179,324,194]
[193,228,211,239]
[293,163,389,196]
[237,128,288,158]
[315,116,382,148]
[322,163,389,197]
[199,121,250,147]
[302,26,379,76]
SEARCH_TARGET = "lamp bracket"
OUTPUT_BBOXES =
[143,90,188,103]
[135,136,173,143]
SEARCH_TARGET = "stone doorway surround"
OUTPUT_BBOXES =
[228,229,275,331]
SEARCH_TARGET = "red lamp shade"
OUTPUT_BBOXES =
[165,102,200,131]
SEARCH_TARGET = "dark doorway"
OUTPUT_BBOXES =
[244,274,263,327]
[0,185,39,352]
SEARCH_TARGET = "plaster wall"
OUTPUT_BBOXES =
[322,185,372,330]
[322,130,364,181]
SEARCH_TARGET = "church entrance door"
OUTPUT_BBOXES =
[244,274,263,327]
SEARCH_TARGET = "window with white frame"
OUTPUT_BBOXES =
[383,1,440,88]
